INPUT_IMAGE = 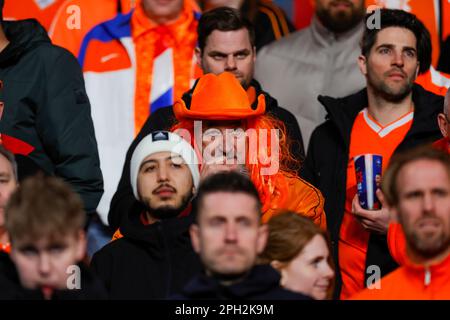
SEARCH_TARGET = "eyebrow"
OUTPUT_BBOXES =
[376,44,417,52]
[139,155,184,169]
[207,49,251,56]
[0,172,11,178]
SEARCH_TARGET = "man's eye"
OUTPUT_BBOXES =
[144,166,156,172]
[405,50,416,58]
[379,48,390,54]
[235,53,248,59]
[49,246,65,255]
[171,163,182,169]
[21,248,38,256]
[212,55,225,61]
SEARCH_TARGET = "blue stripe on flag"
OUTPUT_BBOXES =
[150,88,173,114]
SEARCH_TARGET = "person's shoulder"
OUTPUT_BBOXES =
[257,28,309,59]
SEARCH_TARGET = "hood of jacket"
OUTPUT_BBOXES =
[0,19,50,67]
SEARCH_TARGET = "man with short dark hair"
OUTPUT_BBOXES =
[175,171,310,300]
[108,7,304,230]
[301,9,444,299]
[255,0,367,148]
[353,146,450,299]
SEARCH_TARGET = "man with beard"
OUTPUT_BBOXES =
[108,7,305,230]
[90,131,203,299]
[352,146,450,299]
[175,171,311,300]
[301,9,444,299]
[255,0,367,149]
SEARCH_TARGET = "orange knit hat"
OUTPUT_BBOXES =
[173,72,266,120]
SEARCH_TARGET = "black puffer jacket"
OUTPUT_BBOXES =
[108,79,304,229]
[90,203,202,299]
[301,84,444,297]
[0,19,103,215]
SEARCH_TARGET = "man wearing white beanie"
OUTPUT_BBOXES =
[90,131,202,299]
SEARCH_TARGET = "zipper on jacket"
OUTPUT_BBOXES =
[424,267,431,286]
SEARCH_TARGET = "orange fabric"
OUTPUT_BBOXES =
[443,0,450,42]
[3,0,65,30]
[365,0,441,67]
[49,0,137,57]
[351,252,450,300]
[0,242,11,254]
[339,108,413,299]
[173,73,266,120]
[387,138,450,267]
[261,175,326,229]
[132,0,201,135]
[82,39,132,72]
[415,69,450,97]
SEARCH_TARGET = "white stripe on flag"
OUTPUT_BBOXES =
[150,48,174,104]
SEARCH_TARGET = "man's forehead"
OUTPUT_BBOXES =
[397,160,450,189]
[0,154,13,175]
[205,29,252,50]
[200,192,259,215]
[373,26,417,48]
[142,151,184,162]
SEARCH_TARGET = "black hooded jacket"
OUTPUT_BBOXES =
[0,252,107,300]
[90,203,202,299]
[108,79,304,229]
[173,264,311,300]
[301,84,444,297]
[0,19,103,215]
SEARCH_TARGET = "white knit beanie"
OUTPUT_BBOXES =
[130,131,200,199]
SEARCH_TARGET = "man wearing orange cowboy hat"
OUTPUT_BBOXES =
[171,72,326,228]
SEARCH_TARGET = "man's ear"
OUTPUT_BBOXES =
[390,206,399,223]
[256,223,269,254]
[252,46,256,62]
[438,113,449,138]
[190,224,201,254]
[270,260,284,271]
[358,54,368,76]
[75,230,87,262]
[195,47,202,68]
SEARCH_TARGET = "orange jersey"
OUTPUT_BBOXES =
[3,0,65,30]
[351,252,450,300]
[49,0,137,57]
[415,67,450,97]
[339,108,413,299]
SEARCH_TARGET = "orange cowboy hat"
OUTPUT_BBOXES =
[173,72,266,120]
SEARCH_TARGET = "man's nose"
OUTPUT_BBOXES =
[225,55,237,71]
[392,51,405,67]
[224,223,238,242]
[422,193,436,214]
[157,165,169,182]
[38,254,51,275]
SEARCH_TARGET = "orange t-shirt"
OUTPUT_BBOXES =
[339,108,413,299]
